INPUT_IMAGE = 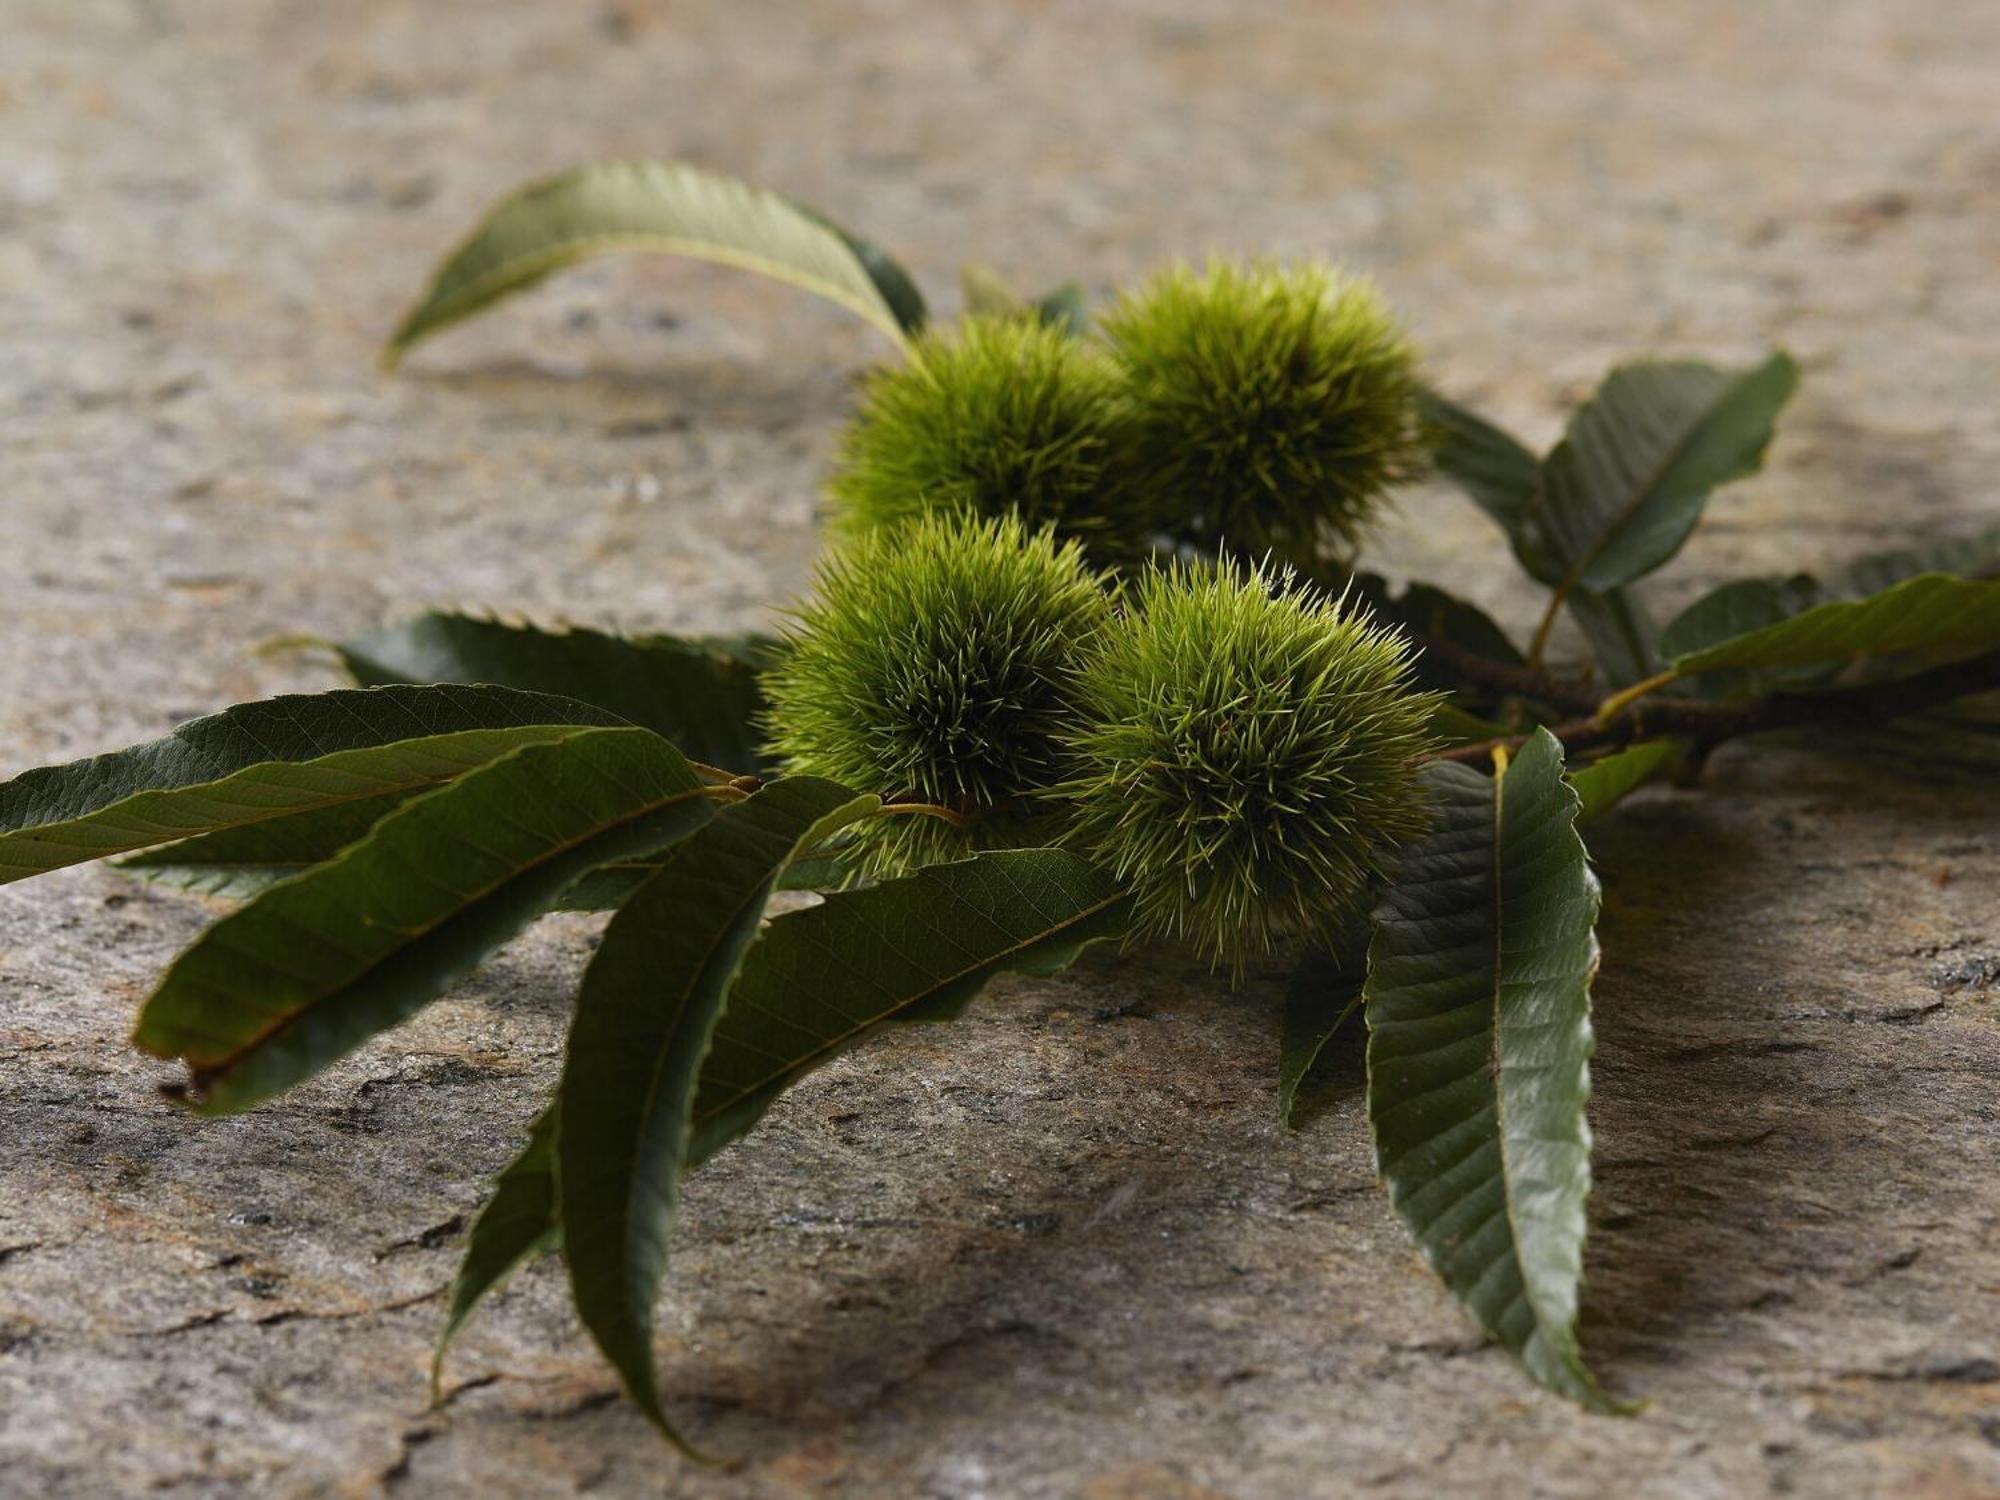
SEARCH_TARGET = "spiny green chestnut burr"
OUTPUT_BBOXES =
[825,314,1140,563]
[1061,563,1439,969]
[761,513,1113,877]
[1098,260,1426,562]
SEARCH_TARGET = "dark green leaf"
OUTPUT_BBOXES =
[1566,587,1660,686]
[1032,283,1089,335]
[817,220,927,336]
[1418,387,1542,539]
[1278,921,1368,1129]
[1656,575,1829,696]
[1427,702,1513,747]
[1568,740,1681,823]
[0,685,622,886]
[1539,353,1798,592]
[1671,573,2000,677]
[1348,573,1528,711]
[689,848,1131,1164]
[1836,523,2000,599]
[434,1107,559,1390]
[442,848,1128,1376]
[1365,730,1624,1412]
[340,612,776,774]
[1659,575,1826,661]
[553,845,856,912]
[1353,574,1525,669]
[133,727,714,1114]
[384,160,921,365]
[117,792,415,900]
[556,778,878,1451]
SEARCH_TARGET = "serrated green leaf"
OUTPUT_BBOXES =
[340,612,777,774]
[1539,353,1798,593]
[1278,919,1369,1129]
[1353,573,1525,669]
[1671,572,2000,677]
[1657,575,1830,696]
[0,685,623,886]
[1659,575,1826,662]
[1365,730,1624,1412]
[556,778,879,1452]
[133,727,714,1114]
[384,160,922,366]
[689,848,1130,1162]
[434,1106,559,1390]
[1565,587,1660,686]
[1349,572,1530,712]
[1419,387,1542,540]
[1836,523,2000,599]
[117,791,415,900]
[1426,702,1513,747]
[1567,739,1681,823]
[119,785,851,911]
[553,845,857,912]
[435,848,1125,1371]
[813,215,927,338]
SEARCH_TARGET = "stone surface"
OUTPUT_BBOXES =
[3,2,1999,1496]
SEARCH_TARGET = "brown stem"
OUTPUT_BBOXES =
[1415,632,1602,715]
[1436,647,2000,766]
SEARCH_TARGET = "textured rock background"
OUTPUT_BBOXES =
[3,2,1998,1495]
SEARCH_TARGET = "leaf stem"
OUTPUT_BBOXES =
[1436,645,2000,767]
[875,801,977,829]
[1592,669,1680,726]
[1525,589,1568,668]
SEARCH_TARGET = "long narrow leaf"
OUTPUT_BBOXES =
[433,849,1126,1366]
[341,612,776,774]
[118,792,415,900]
[133,727,713,1113]
[1419,388,1542,537]
[689,848,1130,1163]
[556,778,878,1452]
[0,685,621,886]
[1671,572,2000,676]
[1568,740,1681,823]
[1365,730,1623,1411]
[1837,523,2000,598]
[385,160,922,365]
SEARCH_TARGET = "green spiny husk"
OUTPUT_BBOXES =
[1098,259,1425,564]
[1060,560,1440,969]
[761,513,1113,876]
[825,315,1143,566]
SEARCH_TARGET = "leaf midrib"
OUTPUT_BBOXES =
[1551,368,1733,596]
[613,857,787,1316]
[407,235,907,352]
[1486,758,1543,1351]
[691,888,1128,1134]
[3,725,589,863]
[157,776,711,1079]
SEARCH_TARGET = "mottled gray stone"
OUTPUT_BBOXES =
[2,2,1998,1496]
